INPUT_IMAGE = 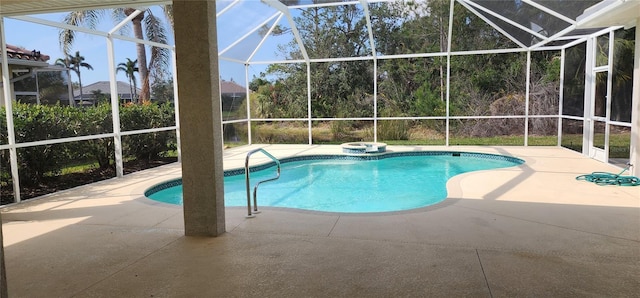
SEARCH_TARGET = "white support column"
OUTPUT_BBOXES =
[172,49,181,162]
[2,17,13,296]
[0,18,20,202]
[244,64,252,145]
[307,62,312,145]
[106,34,124,177]
[361,0,377,142]
[445,0,455,146]
[582,37,595,155]
[373,58,378,143]
[524,50,531,146]
[558,49,565,146]
[604,30,615,163]
[630,24,640,177]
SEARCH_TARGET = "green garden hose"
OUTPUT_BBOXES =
[576,164,640,186]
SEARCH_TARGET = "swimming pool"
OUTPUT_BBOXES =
[146,152,523,213]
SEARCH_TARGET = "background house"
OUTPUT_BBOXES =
[74,80,141,105]
[0,44,53,105]
[220,79,246,113]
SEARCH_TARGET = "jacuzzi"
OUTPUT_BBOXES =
[341,142,387,154]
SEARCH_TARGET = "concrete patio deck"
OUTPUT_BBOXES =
[1,145,639,297]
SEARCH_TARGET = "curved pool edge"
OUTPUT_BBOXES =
[222,150,524,177]
[144,177,183,199]
[144,150,525,202]
[445,160,527,201]
[221,196,464,217]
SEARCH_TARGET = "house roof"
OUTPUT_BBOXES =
[220,79,246,94]
[75,81,141,98]
[5,44,50,62]
[76,80,244,99]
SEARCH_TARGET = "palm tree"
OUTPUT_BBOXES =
[56,51,93,104]
[59,6,172,102]
[117,58,139,103]
[54,56,76,106]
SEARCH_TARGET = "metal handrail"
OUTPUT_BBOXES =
[245,148,281,217]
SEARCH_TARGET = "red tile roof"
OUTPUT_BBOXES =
[5,44,50,62]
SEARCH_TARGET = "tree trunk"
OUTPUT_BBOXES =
[77,69,84,105]
[129,76,134,103]
[133,80,138,100]
[67,69,75,107]
[127,9,149,103]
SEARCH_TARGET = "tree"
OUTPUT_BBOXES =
[53,56,76,106]
[59,6,172,102]
[117,58,139,103]
[56,51,93,104]
[151,79,174,104]
[263,4,374,118]
[371,0,450,106]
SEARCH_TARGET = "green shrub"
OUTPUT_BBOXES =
[378,107,409,141]
[378,120,409,141]
[120,103,176,161]
[330,120,353,141]
[78,103,114,169]
[0,102,176,187]
[11,103,75,185]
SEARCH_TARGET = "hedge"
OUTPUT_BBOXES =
[0,102,176,186]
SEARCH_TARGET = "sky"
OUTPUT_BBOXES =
[2,5,279,89]
[4,11,166,86]
[4,1,409,89]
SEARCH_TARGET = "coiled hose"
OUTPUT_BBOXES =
[576,164,640,186]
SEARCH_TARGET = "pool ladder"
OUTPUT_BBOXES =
[245,148,281,218]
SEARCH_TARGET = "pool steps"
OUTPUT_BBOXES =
[244,148,281,218]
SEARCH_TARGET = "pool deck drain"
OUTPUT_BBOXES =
[2,145,639,297]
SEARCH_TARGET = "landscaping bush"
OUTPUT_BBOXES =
[77,103,114,169]
[330,120,353,141]
[120,102,176,161]
[0,102,176,190]
[378,106,409,141]
[11,103,75,185]
[378,120,409,141]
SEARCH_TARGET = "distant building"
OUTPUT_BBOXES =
[0,44,52,106]
[77,80,244,106]
[220,79,247,112]
[74,81,142,105]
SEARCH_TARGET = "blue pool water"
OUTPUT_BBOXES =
[147,153,522,213]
